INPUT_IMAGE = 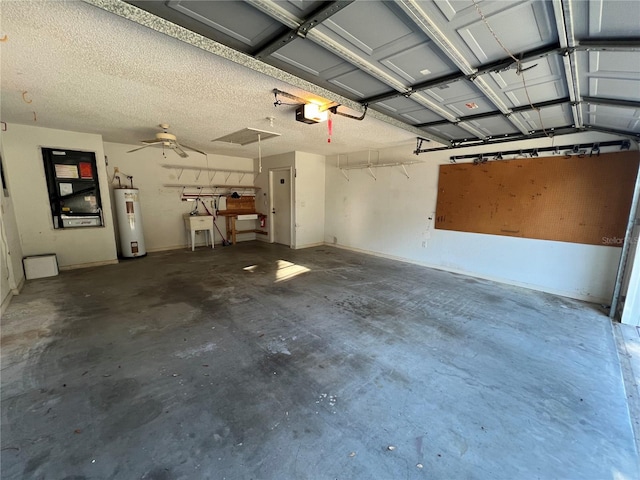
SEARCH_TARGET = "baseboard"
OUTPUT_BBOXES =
[325,242,608,304]
[15,276,25,294]
[1,276,25,314]
[1,290,13,314]
[145,245,189,253]
[294,241,325,250]
[147,238,260,252]
[147,242,226,253]
[59,259,119,271]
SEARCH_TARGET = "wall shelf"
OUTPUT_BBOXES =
[338,159,424,180]
[162,164,256,184]
[162,184,260,199]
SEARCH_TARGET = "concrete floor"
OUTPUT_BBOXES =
[1,242,638,480]
[615,323,640,458]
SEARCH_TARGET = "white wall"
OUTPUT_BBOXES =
[325,132,632,303]
[2,124,117,269]
[103,142,255,251]
[2,124,627,303]
[0,139,25,311]
[295,152,325,248]
[254,152,296,245]
[254,151,326,249]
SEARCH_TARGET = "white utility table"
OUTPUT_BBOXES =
[183,214,214,251]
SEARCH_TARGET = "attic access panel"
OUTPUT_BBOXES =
[212,128,281,146]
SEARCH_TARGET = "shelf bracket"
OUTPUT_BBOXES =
[367,166,377,181]
[238,172,246,184]
[401,164,410,179]
[176,168,184,180]
[194,169,202,182]
[340,169,349,181]
[225,172,232,182]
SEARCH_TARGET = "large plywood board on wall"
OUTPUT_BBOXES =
[435,151,639,246]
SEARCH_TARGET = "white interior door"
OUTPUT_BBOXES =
[270,168,292,246]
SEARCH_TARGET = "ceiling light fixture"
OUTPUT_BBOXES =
[296,103,328,124]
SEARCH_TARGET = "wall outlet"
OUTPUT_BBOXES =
[422,241,427,248]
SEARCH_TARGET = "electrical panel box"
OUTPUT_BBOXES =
[42,148,103,229]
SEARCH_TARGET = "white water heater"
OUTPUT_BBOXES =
[114,188,146,257]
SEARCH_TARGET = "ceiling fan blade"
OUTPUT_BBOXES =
[169,144,189,158]
[141,139,162,145]
[178,142,207,156]
[127,144,155,153]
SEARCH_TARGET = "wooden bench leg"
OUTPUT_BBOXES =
[231,217,237,245]
[225,216,232,245]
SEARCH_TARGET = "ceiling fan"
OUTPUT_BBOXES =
[127,124,206,158]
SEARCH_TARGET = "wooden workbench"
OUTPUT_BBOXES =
[216,210,264,244]
[217,196,266,244]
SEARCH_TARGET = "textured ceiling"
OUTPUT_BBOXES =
[0,1,425,159]
[1,0,639,161]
